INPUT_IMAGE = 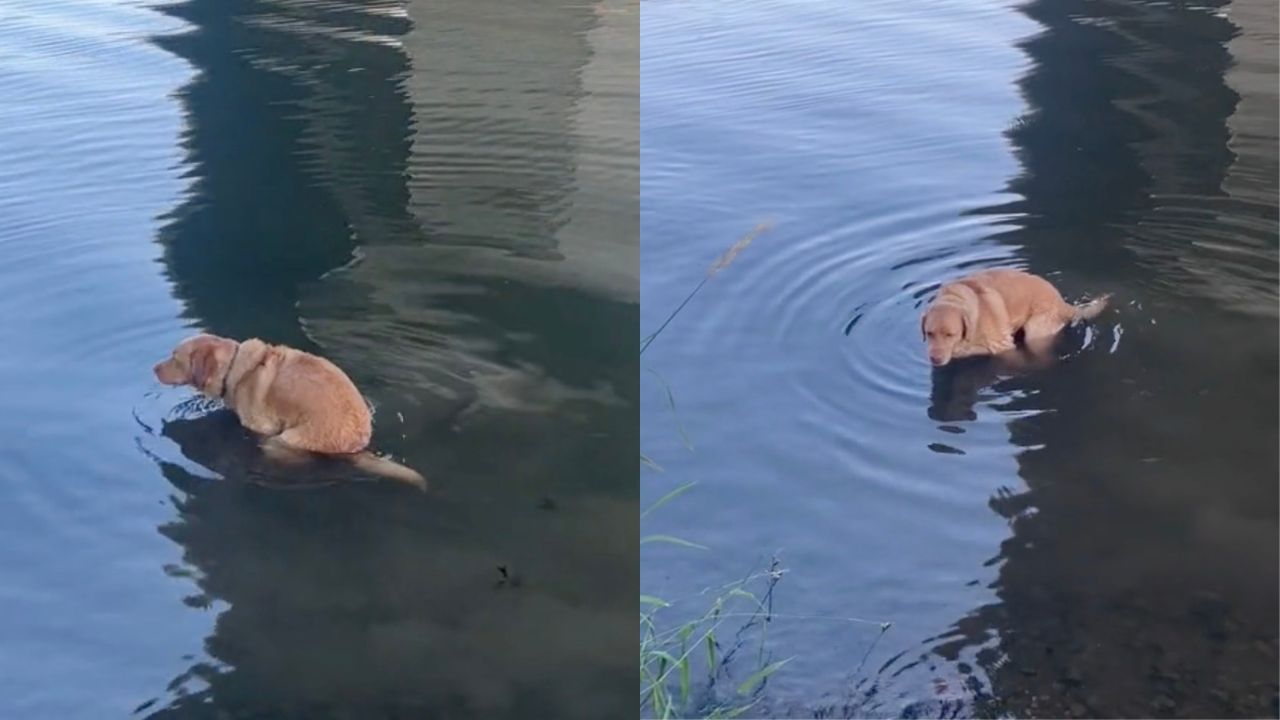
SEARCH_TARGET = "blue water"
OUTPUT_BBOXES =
[641,0,1277,716]
[0,0,637,717]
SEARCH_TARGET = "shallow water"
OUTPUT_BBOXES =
[641,0,1277,717]
[0,0,636,718]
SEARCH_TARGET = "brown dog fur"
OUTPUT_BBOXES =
[154,334,425,489]
[921,269,1109,366]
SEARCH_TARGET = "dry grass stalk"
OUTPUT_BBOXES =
[641,221,773,356]
[708,221,771,277]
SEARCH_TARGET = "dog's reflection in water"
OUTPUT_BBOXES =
[150,409,367,490]
[927,333,1061,424]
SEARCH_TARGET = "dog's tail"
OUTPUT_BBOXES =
[1069,293,1112,323]
[349,452,427,491]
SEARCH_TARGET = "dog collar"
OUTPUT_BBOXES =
[219,343,242,398]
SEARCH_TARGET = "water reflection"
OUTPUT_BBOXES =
[396,0,638,297]
[141,0,636,717]
[920,0,1278,716]
[927,333,1069,426]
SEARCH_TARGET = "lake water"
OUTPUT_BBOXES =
[641,0,1277,717]
[0,0,636,718]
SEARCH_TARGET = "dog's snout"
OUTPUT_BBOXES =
[153,360,175,383]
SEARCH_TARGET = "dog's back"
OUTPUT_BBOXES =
[961,269,1070,325]
[263,347,373,454]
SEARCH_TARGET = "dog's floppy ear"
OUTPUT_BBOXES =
[190,344,218,391]
[949,283,982,341]
[960,298,979,341]
[919,312,928,340]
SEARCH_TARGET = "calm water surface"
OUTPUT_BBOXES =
[1,0,636,717]
[641,0,1277,716]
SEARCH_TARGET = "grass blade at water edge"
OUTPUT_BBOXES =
[642,534,709,550]
[736,657,794,697]
[643,481,697,519]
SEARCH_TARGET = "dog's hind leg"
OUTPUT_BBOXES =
[260,435,314,466]
[1020,312,1068,341]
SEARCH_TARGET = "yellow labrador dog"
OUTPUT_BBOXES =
[154,334,425,489]
[921,269,1109,367]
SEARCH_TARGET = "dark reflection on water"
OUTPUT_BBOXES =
[151,0,388,349]
[0,0,632,716]
[641,0,1275,716]
[926,331,1066,426]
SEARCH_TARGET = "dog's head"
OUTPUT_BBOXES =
[921,285,979,366]
[154,334,237,396]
